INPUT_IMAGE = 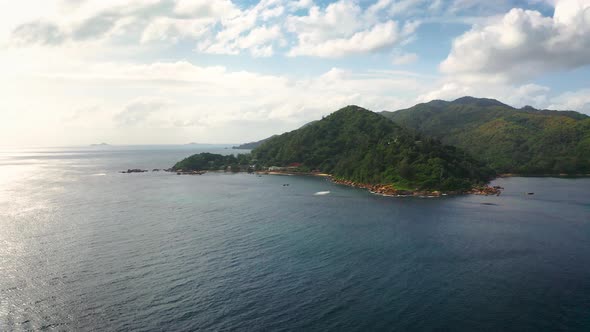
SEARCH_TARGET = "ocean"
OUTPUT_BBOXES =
[1,145,589,331]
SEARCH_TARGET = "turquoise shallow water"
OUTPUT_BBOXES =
[1,145,589,331]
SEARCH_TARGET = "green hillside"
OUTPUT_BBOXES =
[173,152,252,172]
[232,136,276,150]
[253,105,493,191]
[381,97,590,174]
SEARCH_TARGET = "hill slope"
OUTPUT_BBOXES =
[232,121,319,149]
[381,97,590,174]
[253,106,493,191]
[232,136,277,150]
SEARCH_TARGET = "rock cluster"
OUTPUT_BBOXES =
[331,178,503,197]
[173,169,206,175]
[467,185,503,196]
[120,168,208,175]
[120,169,148,173]
[330,178,415,196]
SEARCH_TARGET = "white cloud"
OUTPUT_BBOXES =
[289,21,414,57]
[173,0,240,18]
[4,0,422,58]
[418,79,553,109]
[237,25,282,52]
[140,17,212,44]
[415,0,590,115]
[0,51,428,145]
[549,88,590,113]
[288,0,315,11]
[286,0,420,57]
[196,0,285,56]
[289,20,416,57]
[3,0,587,147]
[261,6,285,20]
[5,0,279,57]
[440,0,590,83]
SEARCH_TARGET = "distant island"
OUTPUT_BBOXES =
[90,143,110,146]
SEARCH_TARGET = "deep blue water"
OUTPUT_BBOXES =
[1,145,589,331]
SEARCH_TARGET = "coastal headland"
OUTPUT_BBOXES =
[127,167,503,197]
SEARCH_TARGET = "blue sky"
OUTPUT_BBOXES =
[1,0,589,146]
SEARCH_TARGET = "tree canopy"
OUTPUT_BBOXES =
[381,97,590,174]
[253,105,493,191]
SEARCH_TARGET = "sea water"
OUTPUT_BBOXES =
[1,145,589,331]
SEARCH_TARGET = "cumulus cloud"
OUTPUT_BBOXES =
[289,20,418,57]
[1,57,424,144]
[418,80,552,109]
[140,17,212,43]
[549,88,590,114]
[440,0,590,83]
[195,0,285,56]
[4,0,587,146]
[173,0,240,18]
[11,21,65,45]
[6,0,422,58]
[286,0,420,57]
[414,0,590,114]
[7,1,237,48]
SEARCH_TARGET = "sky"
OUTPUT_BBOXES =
[1,0,590,146]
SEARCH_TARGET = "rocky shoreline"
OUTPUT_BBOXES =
[329,178,502,197]
[120,168,207,175]
[120,167,503,197]
[256,170,503,197]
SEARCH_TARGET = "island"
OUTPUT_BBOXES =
[233,97,590,177]
[171,98,590,196]
[171,105,500,197]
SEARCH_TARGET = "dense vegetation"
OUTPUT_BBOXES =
[172,152,252,172]
[253,105,494,191]
[232,121,320,149]
[381,97,590,174]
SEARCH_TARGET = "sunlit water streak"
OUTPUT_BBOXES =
[0,145,589,331]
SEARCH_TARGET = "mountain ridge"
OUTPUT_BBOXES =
[381,97,590,174]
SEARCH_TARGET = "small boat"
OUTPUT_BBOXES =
[527,192,534,195]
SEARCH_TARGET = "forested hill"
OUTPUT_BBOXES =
[253,105,493,191]
[232,136,276,150]
[381,97,590,174]
[232,121,319,149]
